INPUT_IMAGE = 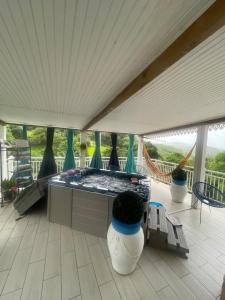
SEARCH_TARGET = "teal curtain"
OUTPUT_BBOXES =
[125,134,136,173]
[90,131,103,169]
[22,125,28,140]
[38,127,57,179]
[63,129,76,171]
[108,133,120,171]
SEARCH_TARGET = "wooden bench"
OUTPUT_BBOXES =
[166,217,189,255]
[147,205,189,256]
[147,205,168,248]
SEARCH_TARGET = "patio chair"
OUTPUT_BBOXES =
[192,181,225,223]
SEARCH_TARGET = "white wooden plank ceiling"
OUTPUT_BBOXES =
[93,23,225,134]
[0,0,215,131]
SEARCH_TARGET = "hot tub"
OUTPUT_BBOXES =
[47,168,150,238]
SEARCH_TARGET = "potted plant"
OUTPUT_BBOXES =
[1,179,17,201]
[170,167,188,203]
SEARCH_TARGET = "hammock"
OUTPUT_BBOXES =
[143,142,196,177]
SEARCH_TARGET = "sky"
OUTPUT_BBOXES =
[149,127,225,150]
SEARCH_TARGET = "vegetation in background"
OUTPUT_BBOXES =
[206,152,225,173]
[1,178,16,191]
[154,143,195,166]
[165,152,184,164]
[145,142,159,159]
[6,125,225,173]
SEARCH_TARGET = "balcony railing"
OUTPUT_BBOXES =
[149,159,225,195]
[10,156,225,196]
[24,156,129,180]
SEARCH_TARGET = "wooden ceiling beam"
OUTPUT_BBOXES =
[82,0,225,131]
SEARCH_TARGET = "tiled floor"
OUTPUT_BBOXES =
[0,181,224,300]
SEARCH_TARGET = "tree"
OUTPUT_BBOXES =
[6,124,23,141]
[53,129,81,156]
[214,152,225,172]
[145,142,159,159]
[206,157,216,170]
[29,127,46,145]
[53,129,66,156]
[101,132,111,146]
[165,152,183,164]
[206,151,225,172]
[99,132,112,156]
[117,134,129,156]
[116,134,138,157]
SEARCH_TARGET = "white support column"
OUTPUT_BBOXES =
[0,125,7,180]
[191,125,208,208]
[137,135,144,167]
[80,131,87,168]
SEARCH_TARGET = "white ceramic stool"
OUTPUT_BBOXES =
[107,221,144,275]
[170,180,187,203]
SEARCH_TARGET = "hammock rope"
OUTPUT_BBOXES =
[143,142,196,178]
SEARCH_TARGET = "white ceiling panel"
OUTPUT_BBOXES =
[93,24,225,134]
[0,0,214,129]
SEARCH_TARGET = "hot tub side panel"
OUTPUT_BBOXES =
[48,183,148,239]
[72,189,115,238]
[48,185,72,227]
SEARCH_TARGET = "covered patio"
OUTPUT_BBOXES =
[0,0,225,299]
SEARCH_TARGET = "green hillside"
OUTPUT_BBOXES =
[155,143,222,159]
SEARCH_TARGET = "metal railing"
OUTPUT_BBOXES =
[149,159,225,195]
[149,159,194,191]
[27,156,129,180]
[10,156,225,196]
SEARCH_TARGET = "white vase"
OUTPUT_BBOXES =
[107,223,144,275]
[170,181,188,203]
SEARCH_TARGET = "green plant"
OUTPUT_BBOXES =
[1,179,16,191]
[80,143,87,151]
[145,142,159,159]
[172,167,187,181]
